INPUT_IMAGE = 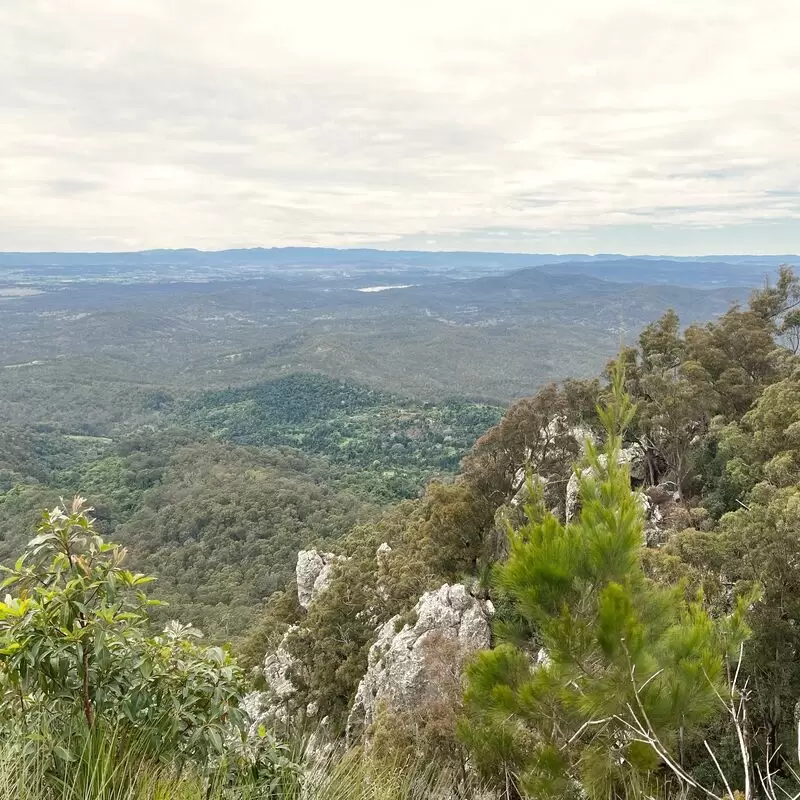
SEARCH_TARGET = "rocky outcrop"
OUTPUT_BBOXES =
[296,549,341,609]
[642,483,682,546]
[245,546,380,735]
[346,583,493,745]
[565,444,648,522]
[245,550,344,732]
[243,625,298,733]
[262,628,297,704]
[563,445,677,545]
[376,542,392,567]
[509,472,547,508]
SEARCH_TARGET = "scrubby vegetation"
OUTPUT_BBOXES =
[241,267,800,797]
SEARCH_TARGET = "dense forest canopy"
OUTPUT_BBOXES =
[0,375,500,640]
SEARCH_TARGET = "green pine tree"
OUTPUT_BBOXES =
[459,363,751,800]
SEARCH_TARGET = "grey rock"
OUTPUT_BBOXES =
[346,583,493,745]
[510,472,547,508]
[296,549,341,609]
[376,541,392,566]
[642,483,677,546]
[262,627,297,702]
[243,625,298,732]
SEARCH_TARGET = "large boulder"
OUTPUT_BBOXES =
[346,583,493,745]
[296,549,341,609]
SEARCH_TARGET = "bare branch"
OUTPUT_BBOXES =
[756,762,779,800]
[704,740,735,800]
[562,717,612,749]
[732,642,745,694]
[639,667,664,692]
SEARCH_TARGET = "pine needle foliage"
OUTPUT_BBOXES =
[460,362,751,800]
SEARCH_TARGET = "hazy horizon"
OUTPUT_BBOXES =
[1,246,797,259]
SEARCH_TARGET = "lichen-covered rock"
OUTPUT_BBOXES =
[376,542,392,566]
[243,625,298,733]
[296,549,340,609]
[565,444,647,523]
[375,542,393,601]
[346,583,493,745]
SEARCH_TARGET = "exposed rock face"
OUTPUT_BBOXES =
[346,583,493,745]
[642,493,666,546]
[246,550,346,733]
[262,628,297,704]
[565,444,647,523]
[243,625,298,733]
[642,483,682,546]
[507,425,597,517]
[375,542,393,600]
[510,472,547,508]
[296,549,340,609]
[376,542,392,566]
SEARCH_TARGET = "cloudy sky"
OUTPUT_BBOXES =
[1,0,799,254]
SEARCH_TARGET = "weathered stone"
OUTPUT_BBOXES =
[346,583,493,745]
[296,549,341,609]
[376,542,392,566]
[243,625,298,733]
[642,483,682,546]
[263,628,297,701]
[510,472,547,508]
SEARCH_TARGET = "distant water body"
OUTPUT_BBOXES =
[356,284,416,293]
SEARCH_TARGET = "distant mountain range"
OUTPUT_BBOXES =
[0,248,795,289]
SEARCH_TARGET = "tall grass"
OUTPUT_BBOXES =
[0,726,200,800]
[0,728,470,800]
[300,750,465,800]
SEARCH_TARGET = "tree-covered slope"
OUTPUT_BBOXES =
[0,374,503,641]
[180,373,502,501]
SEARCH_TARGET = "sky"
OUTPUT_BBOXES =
[1,0,799,255]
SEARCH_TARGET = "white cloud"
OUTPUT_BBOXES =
[1,0,798,253]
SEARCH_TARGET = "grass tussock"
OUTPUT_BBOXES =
[0,730,471,800]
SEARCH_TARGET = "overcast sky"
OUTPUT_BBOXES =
[1,0,799,254]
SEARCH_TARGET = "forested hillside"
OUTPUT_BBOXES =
[1,255,770,434]
[4,253,758,645]
[238,266,800,799]
[0,374,501,639]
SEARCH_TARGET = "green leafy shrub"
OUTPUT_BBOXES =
[0,498,246,768]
